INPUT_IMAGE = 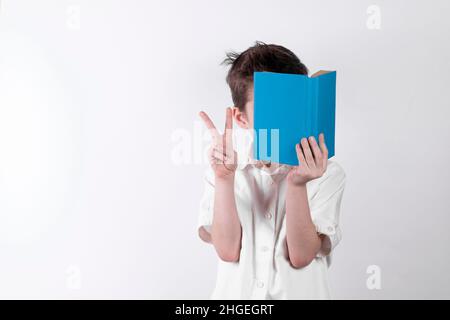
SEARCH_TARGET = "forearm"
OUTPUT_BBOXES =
[211,175,242,262]
[285,183,322,268]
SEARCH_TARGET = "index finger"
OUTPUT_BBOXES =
[225,107,233,130]
[199,111,220,140]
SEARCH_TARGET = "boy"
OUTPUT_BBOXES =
[197,42,346,299]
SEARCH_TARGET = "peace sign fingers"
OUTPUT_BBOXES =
[199,108,237,177]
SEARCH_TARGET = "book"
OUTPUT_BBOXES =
[253,70,336,166]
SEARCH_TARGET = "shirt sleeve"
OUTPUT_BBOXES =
[309,161,346,259]
[197,167,215,243]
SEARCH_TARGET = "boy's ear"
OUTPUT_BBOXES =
[232,107,249,129]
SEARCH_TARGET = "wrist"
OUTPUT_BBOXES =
[287,180,307,189]
[215,173,235,184]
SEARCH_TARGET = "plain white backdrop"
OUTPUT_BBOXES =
[0,0,449,299]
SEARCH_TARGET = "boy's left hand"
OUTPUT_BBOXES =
[287,133,328,186]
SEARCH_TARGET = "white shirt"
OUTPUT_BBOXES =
[197,130,346,299]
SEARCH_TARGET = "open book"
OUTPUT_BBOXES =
[253,70,336,166]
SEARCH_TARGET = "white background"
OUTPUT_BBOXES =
[0,0,449,299]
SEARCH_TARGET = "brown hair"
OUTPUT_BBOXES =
[222,41,308,111]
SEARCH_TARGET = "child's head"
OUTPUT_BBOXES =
[223,41,308,129]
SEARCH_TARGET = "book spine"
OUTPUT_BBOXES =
[309,78,319,137]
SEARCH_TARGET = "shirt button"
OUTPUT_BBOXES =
[264,212,272,219]
[327,226,335,233]
[256,280,265,288]
[261,245,269,252]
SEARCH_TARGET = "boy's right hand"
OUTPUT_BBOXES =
[199,108,237,179]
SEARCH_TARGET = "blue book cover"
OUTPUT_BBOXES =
[253,70,336,166]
